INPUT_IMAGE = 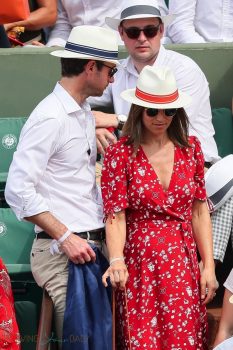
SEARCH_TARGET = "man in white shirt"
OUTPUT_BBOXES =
[90,0,220,164]
[5,25,119,346]
[167,0,233,43]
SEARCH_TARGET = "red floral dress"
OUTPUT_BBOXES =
[101,136,208,350]
[0,258,21,349]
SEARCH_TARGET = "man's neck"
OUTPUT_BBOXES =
[59,77,87,105]
[132,53,159,74]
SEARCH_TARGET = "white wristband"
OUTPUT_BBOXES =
[57,229,72,244]
[109,256,125,265]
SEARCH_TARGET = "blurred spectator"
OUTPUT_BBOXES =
[46,0,123,47]
[213,269,233,349]
[0,25,11,47]
[4,0,57,45]
[167,0,233,43]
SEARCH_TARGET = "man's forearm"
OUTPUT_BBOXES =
[25,211,68,240]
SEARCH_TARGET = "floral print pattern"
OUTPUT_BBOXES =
[101,136,208,350]
[0,258,20,349]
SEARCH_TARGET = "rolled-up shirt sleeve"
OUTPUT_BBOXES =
[168,0,206,43]
[5,116,61,221]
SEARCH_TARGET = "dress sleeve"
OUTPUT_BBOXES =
[101,143,129,221]
[192,136,207,201]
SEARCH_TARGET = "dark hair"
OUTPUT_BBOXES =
[122,104,190,150]
[61,58,104,77]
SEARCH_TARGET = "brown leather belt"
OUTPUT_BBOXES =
[37,228,105,241]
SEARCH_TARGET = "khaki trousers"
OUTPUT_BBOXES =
[30,238,107,348]
[30,238,69,346]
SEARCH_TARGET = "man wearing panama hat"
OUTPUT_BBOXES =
[5,25,119,348]
[89,0,219,164]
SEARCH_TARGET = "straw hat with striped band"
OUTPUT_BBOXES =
[121,65,191,109]
[51,25,119,66]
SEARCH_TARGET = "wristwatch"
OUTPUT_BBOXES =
[117,114,127,130]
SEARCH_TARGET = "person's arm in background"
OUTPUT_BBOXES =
[213,287,233,347]
[167,0,206,43]
[46,0,72,47]
[213,269,233,347]
[89,85,119,154]
[192,199,218,304]
[0,25,11,47]
[4,0,57,32]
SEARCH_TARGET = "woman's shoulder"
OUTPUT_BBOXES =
[188,135,202,150]
[106,136,133,156]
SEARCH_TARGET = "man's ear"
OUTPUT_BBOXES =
[84,60,96,75]
[160,23,165,36]
[118,25,124,40]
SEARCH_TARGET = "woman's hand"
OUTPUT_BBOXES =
[200,265,219,304]
[102,261,129,290]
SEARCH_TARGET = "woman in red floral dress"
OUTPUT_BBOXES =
[102,66,218,350]
[0,258,21,349]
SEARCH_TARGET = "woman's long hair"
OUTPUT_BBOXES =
[122,104,191,151]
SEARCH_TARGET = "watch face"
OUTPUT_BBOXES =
[118,114,127,122]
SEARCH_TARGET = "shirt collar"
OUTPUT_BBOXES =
[153,45,165,67]
[53,82,91,115]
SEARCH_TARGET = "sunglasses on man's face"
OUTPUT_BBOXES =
[145,108,178,117]
[102,63,118,78]
[122,24,161,39]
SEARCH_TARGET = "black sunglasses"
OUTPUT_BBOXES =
[122,24,161,39]
[102,63,118,78]
[146,108,178,117]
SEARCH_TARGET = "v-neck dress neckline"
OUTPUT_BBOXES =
[139,144,176,196]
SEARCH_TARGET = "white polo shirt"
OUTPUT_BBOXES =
[5,83,104,233]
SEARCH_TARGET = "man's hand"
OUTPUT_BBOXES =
[96,128,117,155]
[61,233,96,264]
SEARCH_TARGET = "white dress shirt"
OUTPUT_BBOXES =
[47,0,123,47]
[168,0,233,43]
[89,45,220,163]
[5,83,104,233]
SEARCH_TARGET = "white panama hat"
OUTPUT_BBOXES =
[51,25,119,66]
[121,66,191,109]
[105,0,175,31]
[205,154,233,211]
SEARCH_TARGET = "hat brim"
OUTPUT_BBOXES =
[205,155,233,211]
[50,49,119,66]
[120,88,191,109]
[106,14,175,31]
